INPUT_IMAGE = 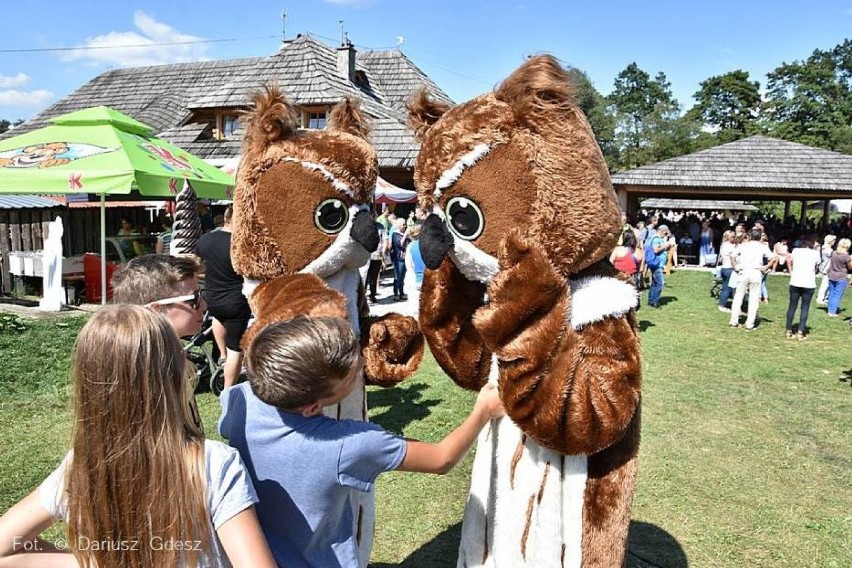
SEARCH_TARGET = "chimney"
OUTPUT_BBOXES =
[337,38,357,83]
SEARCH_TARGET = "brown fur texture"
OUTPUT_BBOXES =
[408,88,453,140]
[582,404,640,568]
[241,273,347,349]
[409,55,640,567]
[360,313,425,387]
[473,231,641,455]
[419,257,491,391]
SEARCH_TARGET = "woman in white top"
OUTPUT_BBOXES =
[0,305,276,568]
[785,235,821,340]
[717,230,737,311]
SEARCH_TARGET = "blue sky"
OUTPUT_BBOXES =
[0,0,849,122]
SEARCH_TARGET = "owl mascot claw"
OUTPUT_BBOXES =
[408,55,641,568]
[232,86,424,564]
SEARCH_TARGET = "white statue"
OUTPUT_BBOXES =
[39,216,65,311]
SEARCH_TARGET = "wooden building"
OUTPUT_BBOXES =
[2,34,453,190]
[612,136,852,224]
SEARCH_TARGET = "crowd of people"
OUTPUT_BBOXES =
[612,209,852,340]
[366,206,426,315]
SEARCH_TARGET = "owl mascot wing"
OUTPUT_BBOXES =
[232,86,424,565]
[408,56,641,568]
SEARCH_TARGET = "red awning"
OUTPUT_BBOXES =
[375,177,417,204]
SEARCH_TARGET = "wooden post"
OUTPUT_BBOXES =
[31,211,43,251]
[21,210,32,252]
[41,210,52,249]
[799,200,808,226]
[822,200,831,230]
[783,200,791,222]
[9,211,21,252]
[0,210,10,294]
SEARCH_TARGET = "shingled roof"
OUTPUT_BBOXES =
[2,34,453,169]
[612,136,852,200]
[639,198,758,211]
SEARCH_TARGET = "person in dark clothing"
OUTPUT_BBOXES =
[389,218,408,301]
[197,206,252,389]
[365,221,385,303]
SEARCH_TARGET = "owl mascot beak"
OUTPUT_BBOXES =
[419,213,455,269]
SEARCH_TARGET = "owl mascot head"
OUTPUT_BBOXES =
[409,55,641,567]
[231,85,424,564]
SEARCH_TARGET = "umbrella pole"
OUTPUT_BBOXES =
[100,193,106,305]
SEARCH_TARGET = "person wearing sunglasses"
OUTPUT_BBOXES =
[111,254,207,338]
[112,254,208,434]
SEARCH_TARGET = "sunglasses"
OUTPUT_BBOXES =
[146,289,202,310]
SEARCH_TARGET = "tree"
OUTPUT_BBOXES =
[0,118,24,135]
[567,67,619,171]
[763,39,852,151]
[607,63,687,170]
[688,70,762,142]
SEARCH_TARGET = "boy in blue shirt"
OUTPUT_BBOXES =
[219,316,505,568]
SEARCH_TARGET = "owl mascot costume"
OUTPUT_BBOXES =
[231,86,424,565]
[408,55,641,567]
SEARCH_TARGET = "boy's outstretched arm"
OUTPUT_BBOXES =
[397,383,505,475]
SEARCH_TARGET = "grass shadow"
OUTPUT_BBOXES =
[840,369,852,387]
[370,522,461,568]
[638,320,656,332]
[369,381,441,434]
[370,519,687,567]
[628,520,688,567]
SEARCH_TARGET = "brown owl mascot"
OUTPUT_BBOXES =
[231,85,424,565]
[408,55,641,567]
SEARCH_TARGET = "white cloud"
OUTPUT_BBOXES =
[59,10,209,68]
[0,73,31,89]
[0,89,54,107]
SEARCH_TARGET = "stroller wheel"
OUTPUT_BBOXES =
[210,367,226,397]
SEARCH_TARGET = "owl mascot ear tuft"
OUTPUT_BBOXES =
[241,84,299,163]
[407,88,451,141]
[494,54,577,129]
[327,97,372,140]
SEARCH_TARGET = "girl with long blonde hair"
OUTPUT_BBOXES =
[0,305,275,568]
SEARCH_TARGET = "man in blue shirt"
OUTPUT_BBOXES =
[646,224,674,308]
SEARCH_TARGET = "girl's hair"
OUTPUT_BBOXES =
[66,305,208,568]
[247,316,359,409]
[823,234,836,246]
[837,238,851,253]
[722,230,735,243]
[621,230,637,249]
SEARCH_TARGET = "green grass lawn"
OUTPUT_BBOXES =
[1,270,850,567]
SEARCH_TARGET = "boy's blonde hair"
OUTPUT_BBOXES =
[111,254,202,304]
[246,316,359,409]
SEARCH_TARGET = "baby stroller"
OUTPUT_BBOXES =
[710,267,724,299]
[184,312,226,396]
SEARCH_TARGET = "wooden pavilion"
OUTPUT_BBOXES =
[612,135,852,225]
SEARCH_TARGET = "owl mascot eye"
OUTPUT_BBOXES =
[409,55,641,568]
[231,86,424,564]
